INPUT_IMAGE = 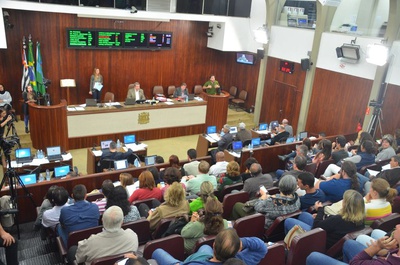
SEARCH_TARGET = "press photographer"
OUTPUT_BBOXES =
[0,108,13,167]
[0,84,12,108]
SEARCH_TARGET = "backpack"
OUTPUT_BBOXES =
[162,215,189,237]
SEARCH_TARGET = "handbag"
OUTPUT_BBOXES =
[284,225,306,249]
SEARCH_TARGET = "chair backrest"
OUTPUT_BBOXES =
[152,218,174,239]
[326,226,372,258]
[359,163,380,175]
[304,163,318,176]
[267,187,280,195]
[377,158,391,167]
[238,90,247,100]
[104,92,115,102]
[286,228,327,265]
[264,210,301,242]
[131,198,156,209]
[392,196,400,214]
[192,234,216,254]
[222,191,249,220]
[243,139,251,146]
[371,212,400,232]
[229,86,237,97]
[167,85,176,97]
[97,159,115,172]
[233,213,265,239]
[67,225,103,248]
[143,234,185,260]
[153,85,164,96]
[86,193,104,202]
[259,242,285,265]
[194,85,203,95]
[90,253,127,265]
[220,182,244,201]
[314,159,335,178]
[122,218,151,245]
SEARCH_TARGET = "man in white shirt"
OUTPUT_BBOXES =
[42,187,69,230]
[209,151,229,176]
[183,148,200,176]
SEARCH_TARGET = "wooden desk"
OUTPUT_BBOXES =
[12,158,73,175]
[86,147,148,174]
[196,135,218,157]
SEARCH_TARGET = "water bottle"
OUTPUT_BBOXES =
[38,150,43,159]
[39,173,44,182]
[46,169,50,181]
[185,95,188,103]
[116,139,121,149]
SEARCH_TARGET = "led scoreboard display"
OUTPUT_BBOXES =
[67,29,172,50]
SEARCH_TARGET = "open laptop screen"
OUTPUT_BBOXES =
[114,159,129,170]
[270,121,279,130]
[232,141,243,151]
[47,146,61,156]
[145,155,157,166]
[251,138,261,147]
[54,165,70,178]
[207,126,217,134]
[20,173,36,185]
[286,137,295,144]
[15,148,31,159]
[100,140,113,150]
[230,127,238,134]
[259,123,268,131]
[299,131,308,140]
[124,135,136,144]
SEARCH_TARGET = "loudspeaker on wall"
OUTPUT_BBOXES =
[301,58,310,71]
[257,48,264,59]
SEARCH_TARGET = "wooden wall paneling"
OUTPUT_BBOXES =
[306,68,373,135]
[379,84,400,137]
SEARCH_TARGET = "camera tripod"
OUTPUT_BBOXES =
[5,122,20,141]
[367,106,383,139]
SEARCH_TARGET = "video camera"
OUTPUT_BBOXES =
[369,100,382,108]
[0,136,20,156]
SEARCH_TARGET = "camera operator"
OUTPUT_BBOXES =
[0,84,12,108]
[0,108,12,167]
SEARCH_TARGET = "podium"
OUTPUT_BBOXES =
[29,100,69,151]
[200,91,229,130]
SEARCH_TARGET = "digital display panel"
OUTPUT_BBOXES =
[148,33,172,48]
[68,29,96,47]
[124,32,148,48]
[279,60,295,74]
[97,31,122,48]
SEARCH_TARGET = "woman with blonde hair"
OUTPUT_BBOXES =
[217,161,242,192]
[285,189,365,249]
[128,171,162,203]
[189,181,215,213]
[119,172,135,196]
[89,67,103,102]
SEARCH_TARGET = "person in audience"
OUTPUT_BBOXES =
[42,186,69,230]
[232,175,300,225]
[58,184,100,246]
[372,155,400,188]
[376,134,396,162]
[312,139,332,164]
[395,128,400,147]
[282,118,293,137]
[93,179,114,214]
[89,67,103,102]
[242,163,273,200]
[316,161,360,203]
[210,124,233,164]
[276,155,308,181]
[181,161,217,195]
[209,151,229,176]
[160,155,185,180]
[121,253,150,265]
[126,82,146,101]
[269,124,290,145]
[69,206,139,265]
[148,166,161,185]
[161,167,186,196]
[144,182,190,230]
[239,157,258,183]
[223,258,246,265]
[235,122,252,143]
[183,148,200,176]
[202,75,220,95]
[155,155,164,164]
[297,172,326,211]
[118,173,136,196]
[22,84,37,133]
[0,84,12,108]
[128,171,163,203]
[331,135,350,164]
[217,161,242,193]
[173,82,189,98]
[285,189,365,249]
[34,185,59,231]
[189,181,215,213]
[100,141,135,165]
[181,196,228,253]
[152,228,267,265]
[278,143,313,163]
[106,186,141,223]
[0,222,18,265]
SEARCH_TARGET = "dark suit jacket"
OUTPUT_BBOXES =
[218,133,233,151]
[376,167,400,187]
[101,149,135,164]
[270,131,290,145]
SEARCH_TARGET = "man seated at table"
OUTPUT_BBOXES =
[126,82,146,101]
[100,141,136,164]
[173,82,189,99]
[268,125,290,145]
[211,124,233,164]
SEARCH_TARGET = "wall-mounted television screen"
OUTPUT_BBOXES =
[236,53,255,65]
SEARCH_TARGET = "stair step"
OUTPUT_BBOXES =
[19,252,63,265]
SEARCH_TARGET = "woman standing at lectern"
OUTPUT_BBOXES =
[22,85,37,133]
[89,67,103,102]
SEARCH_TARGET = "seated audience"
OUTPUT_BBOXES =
[68,206,139,265]
[211,124,233,163]
[160,155,185,181]
[183,148,200,176]
[209,151,229,176]
[376,134,396,162]
[34,185,59,230]
[242,163,273,199]
[235,122,252,143]
[93,179,114,214]
[106,186,141,223]
[269,124,290,145]
[276,155,308,181]
[217,161,242,193]
[161,167,186,196]
[58,184,100,246]
[152,228,267,265]
[100,141,135,165]
[316,161,360,203]
[232,175,300,227]
[372,155,400,188]
[120,253,150,265]
[119,173,136,196]
[239,157,258,183]
[297,172,326,211]
[278,141,313,162]
[284,189,365,249]
[181,196,228,253]
[42,186,69,230]
[181,161,217,195]
[282,118,293,137]
[331,135,350,164]
[128,171,163,203]
[312,139,332,165]
[189,181,215,213]
[142,182,190,230]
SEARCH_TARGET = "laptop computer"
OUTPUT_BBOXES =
[259,123,268,131]
[86,98,98,107]
[100,140,113,150]
[230,126,238,135]
[124,98,136,105]
[20,173,36,185]
[286,137,295,144]
[145,155,157,166]
[232,141,243,153]
[54,165,70,178]
[124,134,136,145]
[114,159,129,170]
[299,131,308,141]
[251,138,261,148]
[188,94,195,101]
[207,126,217,134]
[46,146,63,161]
[15,148,32,164]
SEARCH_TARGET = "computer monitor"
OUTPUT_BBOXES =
[54,165,70,178]
[251,138,261,147]
[145,155,157,166]
[299,131,308,141]
[15,148,31,159]
[270,120,279,130]
[20,173,36,185]
[207,126,217,134]
[114,159,129,170]
[124,134,136,144]
[100,140,113,150]
[259,123,268,131]
[232,141,243,151]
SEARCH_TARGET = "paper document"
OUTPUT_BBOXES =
[92,150,103,157]
[126,143,148,151]
[205,135,217,143]
[67,107,76,111]
[75,107,85,111]
[382,164,391,171]
[367,169,380,177]
[164,102,174,105]
[228,151,241,158]
[255,130,270,135]
[207,133,221,141]
[62,153,73,161]
[93,82,103,91]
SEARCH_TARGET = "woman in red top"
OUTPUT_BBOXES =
[129,171,163,203]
